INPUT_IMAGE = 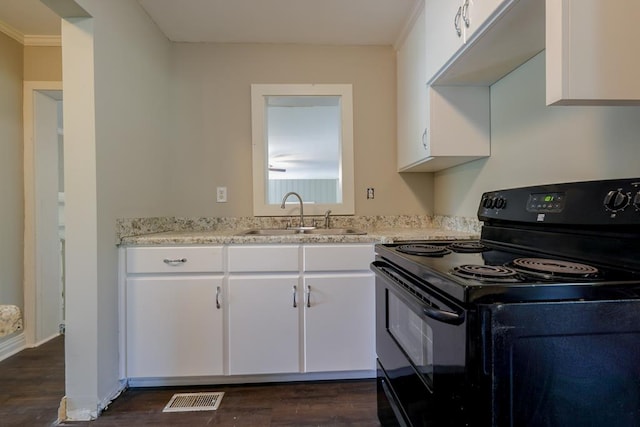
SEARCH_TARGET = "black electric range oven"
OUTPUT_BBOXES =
[372,178,640,427]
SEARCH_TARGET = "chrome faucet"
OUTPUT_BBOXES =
[280,192,305,228]
[324,210,332,229]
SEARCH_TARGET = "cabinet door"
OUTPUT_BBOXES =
[228,275,300,375]
[425,0,465,82]
[397,3,428,170]
[464,0,506,40]
[304,274,375,372]
[126,276,223,378]
[546,0,640,105]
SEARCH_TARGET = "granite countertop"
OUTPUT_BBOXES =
[119,227,478,246]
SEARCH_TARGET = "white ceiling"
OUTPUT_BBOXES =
[0,0,418,46]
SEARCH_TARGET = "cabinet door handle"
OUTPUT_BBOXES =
[163,258,187,265]
[292,285,297,308]
[462,0,470,28]
[216,286,221,309]
[306,285,311,308]
[454,6,462,37]
[422,128,428,150]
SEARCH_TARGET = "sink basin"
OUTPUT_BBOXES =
[237,229,302,236]
[303,228,367,235]
[237,228,366,236]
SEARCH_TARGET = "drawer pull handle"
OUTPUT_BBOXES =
[306,285,311,308]
[163,258,187,265]
[216,286,221,309]
[293,285,297,308]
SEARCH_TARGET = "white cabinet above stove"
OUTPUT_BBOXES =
[425,0,639,105]
[545,0,640,106]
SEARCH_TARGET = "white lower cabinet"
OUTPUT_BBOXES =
[227,244,301,375]
[304,273,375,372]
[124,245,224,379]
[228,275,300,375]
[126,275,224,378]
[123,243,375,381]
[227,243,375,376]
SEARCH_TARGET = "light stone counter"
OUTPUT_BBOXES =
[119,227,478,246]
[117,215,481,246]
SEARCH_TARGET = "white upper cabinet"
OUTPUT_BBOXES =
[428,0,545,86]
[546,0,640,105]
[397,1,491,172]
[464,0,508,40]
[397,2,428,170]
[425,0,510,83]
[424,0,466,83]
[419,85,490,172]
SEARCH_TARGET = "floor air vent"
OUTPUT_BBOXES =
[162,392,224,412]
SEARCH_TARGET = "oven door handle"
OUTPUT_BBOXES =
[423,306,465,325]
[372,260,466,326]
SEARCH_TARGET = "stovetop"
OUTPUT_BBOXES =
[375,241,640,304]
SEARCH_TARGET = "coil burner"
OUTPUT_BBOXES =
[509,258,600,281]
[397,244,451,257]
[447,241,489,253]
[451,264,521,283]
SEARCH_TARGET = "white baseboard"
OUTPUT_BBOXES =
[0,332,27,362]
[34,332,61,348]
[62,379,127,422]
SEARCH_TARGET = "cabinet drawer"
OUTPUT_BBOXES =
[228,245,299,272]
[304,244,374,272]
[126,246,223,273]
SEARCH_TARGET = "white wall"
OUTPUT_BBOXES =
[60,0,174,419]
[92,0,174,404]
[434,52,640,217]
[0,33,24,344]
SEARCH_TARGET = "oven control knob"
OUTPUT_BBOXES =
[494,197,506,209]
[633,191,640,210]
[482,196,495,209]
[604,190,630,212]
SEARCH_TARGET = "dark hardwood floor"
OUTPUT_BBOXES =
[0,335,65,426]
[0,336,380,426]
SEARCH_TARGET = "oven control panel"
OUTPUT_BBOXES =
[478,177,640,225]
[526,192,566,213]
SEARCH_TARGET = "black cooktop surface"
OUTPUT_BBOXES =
[375,241,640,304]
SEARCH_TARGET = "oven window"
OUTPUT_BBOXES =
[388,291,434,386]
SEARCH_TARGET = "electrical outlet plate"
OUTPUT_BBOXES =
[367,188,374,199]
[216,187,227,203]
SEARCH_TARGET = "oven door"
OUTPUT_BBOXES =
[372,260,469,427]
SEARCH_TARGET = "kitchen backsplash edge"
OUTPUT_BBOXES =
[115,215,481,244]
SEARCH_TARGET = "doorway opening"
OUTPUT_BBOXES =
[23,82,64,347]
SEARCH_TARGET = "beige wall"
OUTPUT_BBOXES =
[24,45,62,81]
[170,43,433,218]
[434,52,640,218]
[0,32,24,338]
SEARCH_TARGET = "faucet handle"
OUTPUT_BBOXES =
[324,210,332,229]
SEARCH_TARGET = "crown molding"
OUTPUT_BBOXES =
[0,19,61,46]
[393,0,425,51]
[24,35,61,46]
[0,20,24,44]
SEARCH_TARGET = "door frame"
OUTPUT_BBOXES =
[23,80,63,347]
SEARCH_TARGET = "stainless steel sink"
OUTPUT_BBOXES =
[237,228,366,236]
[302,228,367,235]
[237,229,302,236]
